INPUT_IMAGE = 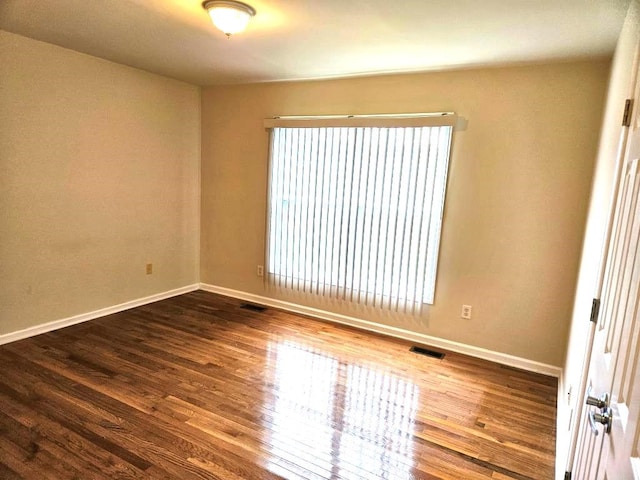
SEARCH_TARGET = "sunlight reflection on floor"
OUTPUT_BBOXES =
[265,340,420,479]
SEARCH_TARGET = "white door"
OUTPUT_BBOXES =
[573,55,640,479]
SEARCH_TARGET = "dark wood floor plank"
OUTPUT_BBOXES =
[0,349,278,480]
[0,462,23,480]
[0,410,85,480]
[0,374,151,479]
[0,290,556,479]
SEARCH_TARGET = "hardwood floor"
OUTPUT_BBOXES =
[0,291,557,479]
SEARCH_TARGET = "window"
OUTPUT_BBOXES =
[265,114,455,312]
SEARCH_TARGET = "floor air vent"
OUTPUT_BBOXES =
[239,303,267,312]
[410,346,445,359]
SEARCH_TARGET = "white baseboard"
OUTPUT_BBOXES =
[0,284,200,345]
[200,283,562,378]
[1,282,562,378]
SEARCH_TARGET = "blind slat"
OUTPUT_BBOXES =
[373,129,391,308]
[393,128,413,311]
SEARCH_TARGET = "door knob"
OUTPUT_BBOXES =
[585,389,612,436]
[586,392,609,410]
[588,407,612,435]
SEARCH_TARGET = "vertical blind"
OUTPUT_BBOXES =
[266,121,453,312]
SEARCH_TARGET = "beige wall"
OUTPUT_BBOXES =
[0,27,610,369]
[201,60,609,366]
[0,31,201,335]
[556,1,639,477]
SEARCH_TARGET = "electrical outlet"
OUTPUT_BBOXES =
[146,263,153,275]
[257,265,264,277]
[461,304,472,319]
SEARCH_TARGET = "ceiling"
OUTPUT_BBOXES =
[0,0,630,86]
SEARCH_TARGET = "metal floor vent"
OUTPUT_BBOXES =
[410,346,445,359]
[239,303,267,312]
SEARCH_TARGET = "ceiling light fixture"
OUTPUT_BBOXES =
[202,0,256,38]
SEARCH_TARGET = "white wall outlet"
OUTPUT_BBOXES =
[461,304,472,319]
[257,265,264,277]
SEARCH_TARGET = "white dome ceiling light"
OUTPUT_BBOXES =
[202,0,256,38]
